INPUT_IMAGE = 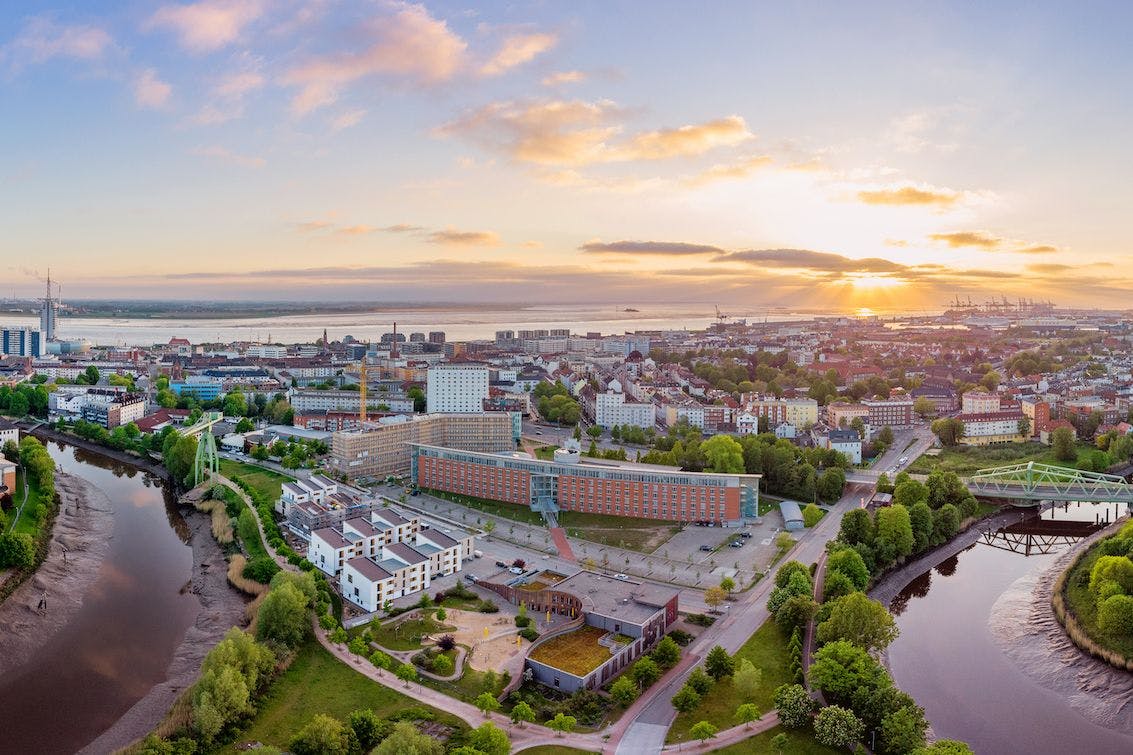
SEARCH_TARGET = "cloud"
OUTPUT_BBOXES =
[579,240,724,256]
[928,231,1003,249]
[686,155,773,186]
[1018,244,1058,254]
[426,228,501,246]
[480,32,557,76]
[884,238,910,248]
[134,69,172,109]
[147,0,265,53]
[2,16,113,69]
[437,99,752,166]
[715,249,907,274]
[330,108,366,131]
[281,4,468,114]
[296,220,333,233]
[335,225,376,236]
[192,64,264,124]
[191,145,265,168]
[522,240,543,249]
[1026,263,1072,273]
[214,69,264,98]
[857,184,962,207]
[381,223,425,233]
[542,70,586,86]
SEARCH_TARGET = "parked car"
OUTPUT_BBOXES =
[613,573,630,581]
[495,560,508,568]
[729,540,744,548]
[738,531,753,538]
[699,544,714,552]
[508,566,524,575]
[464,574,477,582]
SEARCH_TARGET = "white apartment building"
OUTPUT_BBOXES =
[427,363,490,413]
[290,389,414,414]
[959,411,1026,445]
[961,391,1001,414]
[738,396,819,430]
[595,390,654,429]
[245,344,288,359]
[276,473,340,516]
[309,506,474,612]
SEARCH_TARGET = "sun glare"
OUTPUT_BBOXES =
[849,275,903,290]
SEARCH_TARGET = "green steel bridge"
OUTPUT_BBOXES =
[967,461,1133,505]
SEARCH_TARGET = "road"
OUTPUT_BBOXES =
[612,482,872,754]
[846,425,937,484]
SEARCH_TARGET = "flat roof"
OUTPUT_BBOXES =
[553,571,677,626]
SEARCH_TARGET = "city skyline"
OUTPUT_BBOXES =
[3,1,1132,308]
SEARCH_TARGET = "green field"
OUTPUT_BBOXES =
[217,640,466,754]
[423,488,680,553]
[905,441,1097,476]
[219,459,292,502]
[366,615,456,651]
[8,470,49,537]
[712,726,843,754]
[667,620,793,744]
[516,747,590,755]
[221,487,271,562]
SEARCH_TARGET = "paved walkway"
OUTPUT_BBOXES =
[803,552,827,704]
[549,526,577,562]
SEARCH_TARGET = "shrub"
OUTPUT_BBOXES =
[436,634,457,651]
[318,613,337,630]
[518,627,539,642]
[668,629,694,646]
[1098,594,1133,635]
[290,713,356,755]
[477,600,500,613]
[431,653,455,676]
[515,615,532,628]
[686,613,716,627]
[242,555,280,584]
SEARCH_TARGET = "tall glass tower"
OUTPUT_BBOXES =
[39,270,57,342]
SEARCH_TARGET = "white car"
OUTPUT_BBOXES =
[613,573,630,581]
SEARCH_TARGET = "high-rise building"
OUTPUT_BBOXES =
[409,332,426,342]
[40,271,57,342]
[0,327,42,357]
[427,363,489,413]
[428,331,446,344]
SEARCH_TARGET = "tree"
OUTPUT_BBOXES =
[290,714,355,755]
[687,667,714,694]
[877,426,894,446]
[468,722,510,755]
[587,425,603,439]
[776,561,811,588]
[828,547,871,591]
[632,656,660,688]
[881,704,929,754]
[773,683,816,728]
[375,721,443,755]
[474,691,501,717]
[1,440,18,462]
[893,479,928,508]
[510,701,536,727]
[875,504,915,561]
[705,645,735,680]
[802,503,824,527]
[1017,415,1031,438]
[689,721,718,743]
[702,434,745,473]
[809,641,890,706]
[610,676,638,706]
[932,504,961,544]
[909,502,933,553]
[913,397,937,419]
[547,713,576,736]
[235,417,254,433]
[395,663,418,687]
[817,467,846,502]
[256,581,310,648]
[720,576,736,594]
[916,740,976,754]
[817,593,899,654]
[735,702,761,728]
[771,733,790,754]
[671,684,701,713]
[733,658,762,700]
[1051,425,1077,461]
[775,595,817,634]
[652,635,682,669]
[839,508,874,546]
[814,705,865,750]
[979,370,1001,391]
[931,417,964,447]
[0,533,36,569]
[163,433,198,487]
[704,586,727,612]
[431,654,454,676]
[348,709,385,751]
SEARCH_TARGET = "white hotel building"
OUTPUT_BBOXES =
[595,390,655,430]
[427,363,490,414]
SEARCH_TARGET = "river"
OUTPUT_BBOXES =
[887,502,1133,755]
[0,442,199,754]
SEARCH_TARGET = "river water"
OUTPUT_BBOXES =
[887,502,1133,755]
[0,442,198,754]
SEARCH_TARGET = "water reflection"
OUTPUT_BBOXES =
[0,442,198,755]
[887,501,1133,754]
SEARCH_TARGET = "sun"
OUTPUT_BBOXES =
[848,274,903,290]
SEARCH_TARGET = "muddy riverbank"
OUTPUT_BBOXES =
[0,472,114,674]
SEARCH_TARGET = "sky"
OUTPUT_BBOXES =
[1,0,1132,311]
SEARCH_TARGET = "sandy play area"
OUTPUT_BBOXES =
[442,608,525,671]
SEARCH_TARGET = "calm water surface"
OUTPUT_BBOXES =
[888,502,1133,755]
[0,442,198,754]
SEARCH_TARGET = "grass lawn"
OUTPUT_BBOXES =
[712,725,842,754]
[424,488,680,553]
[667,619,792,744]
[527,625,612,676]
[1064,541,1133,660]
[367,615,456,651]
[217,639,466,754]
[222,487,270,561]
[219,459,292,502]
[533,445,559,461]
[904,441,1096,476]
[416,651,507,703]
[9,471,49,537]
[516,747,591,755]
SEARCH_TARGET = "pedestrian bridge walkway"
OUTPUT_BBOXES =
[968,461,1133,504]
